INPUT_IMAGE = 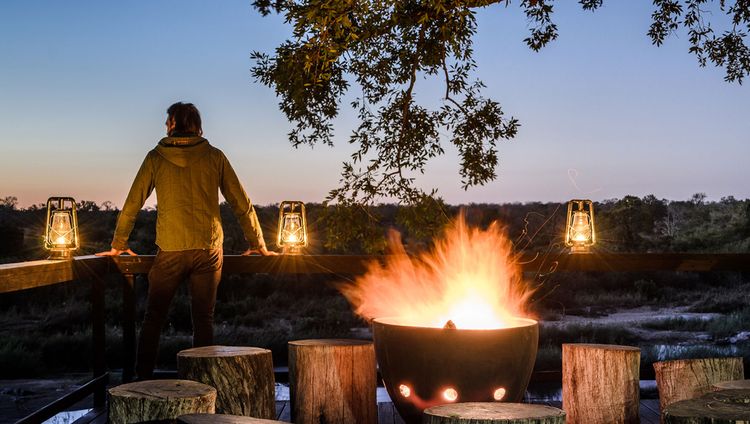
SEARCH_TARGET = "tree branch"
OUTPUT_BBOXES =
[441,53,469,115]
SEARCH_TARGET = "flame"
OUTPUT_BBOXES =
[340,215,533,329]
[570,211,591,243]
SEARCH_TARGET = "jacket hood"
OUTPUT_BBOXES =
[155,136,210,167]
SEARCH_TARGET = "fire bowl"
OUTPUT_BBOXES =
[373,317,538,424]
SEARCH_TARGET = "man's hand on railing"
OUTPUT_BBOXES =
[241,246,278,256]
[95,248,138,256]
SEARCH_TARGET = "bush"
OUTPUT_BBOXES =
[641,317,709,332]
[688,283,750,313]
[0,339,43,378]
[540,323,640,346]
[706,307,750,339]
[41,332,92,372]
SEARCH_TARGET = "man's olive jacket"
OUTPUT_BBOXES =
[111,136,264,251]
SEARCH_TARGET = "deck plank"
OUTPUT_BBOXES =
[71,406,107,424]
[377,402,394,424]
[275,400,291,422]
[71,400,661,423]
[378,402,406,424]
[640,399,661,424]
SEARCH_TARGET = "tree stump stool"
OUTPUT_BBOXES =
[177,345,275,419]
[108,379,216,424]
[423,402,565,424]
[562,343,640,424]
[713,380,750,391]
[289,339,376,424]
[177,413,286,423]
[654,357,744,419]
[664,389,750,423]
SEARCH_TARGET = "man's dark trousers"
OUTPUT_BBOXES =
[135,248,222,379]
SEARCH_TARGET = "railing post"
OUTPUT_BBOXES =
[91,268,106,407]
[122,273,137,383]
[74,258,107,408]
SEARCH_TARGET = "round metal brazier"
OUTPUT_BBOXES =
[373,317,538,424]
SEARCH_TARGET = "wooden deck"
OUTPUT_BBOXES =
[7,254,728,423]
[71,399,662,423]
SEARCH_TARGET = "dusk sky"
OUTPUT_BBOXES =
[1,1,748,209]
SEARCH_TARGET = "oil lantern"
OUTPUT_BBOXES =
[45,197,79,260]
[565,199,595,253]
[277,201,307,254]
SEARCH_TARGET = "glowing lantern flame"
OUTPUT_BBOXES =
[493,387,506,401]
[570,211,591,242]
[281,214,303,244]
[50,212,74,246]
[340,214,533,329]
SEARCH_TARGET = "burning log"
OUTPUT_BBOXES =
[423,402,565,424]
[177,345,275,419]
[663,389,750,423]
[289,339,377,424]
[654,357,744,420]
[108,379,216,424]
[562,343,640,424]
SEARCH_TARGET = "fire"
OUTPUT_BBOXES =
[340,215,533,329]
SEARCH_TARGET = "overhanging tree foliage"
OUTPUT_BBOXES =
[251,0,749,207]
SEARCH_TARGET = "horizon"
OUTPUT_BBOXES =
[3,192,744,212]
[1,1,748,209]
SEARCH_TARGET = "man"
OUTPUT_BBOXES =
[97,102,275,379]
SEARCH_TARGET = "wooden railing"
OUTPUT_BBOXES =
[2,252,750,423]
[0,256,109,424]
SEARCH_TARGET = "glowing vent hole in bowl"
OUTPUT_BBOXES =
[443,388,458,402]
[399,384,411,398]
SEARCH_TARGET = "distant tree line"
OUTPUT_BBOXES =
[1,193,749,381]
[1,193,749,263]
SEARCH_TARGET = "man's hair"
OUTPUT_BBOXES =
[167,102,202,136]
